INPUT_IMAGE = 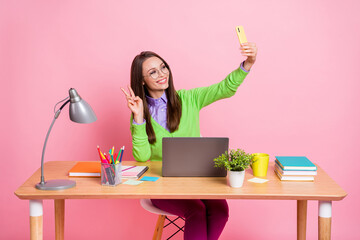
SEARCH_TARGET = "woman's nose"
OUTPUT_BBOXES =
[158,70,165,78]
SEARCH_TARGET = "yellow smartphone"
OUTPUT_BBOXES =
[235,26,247,44]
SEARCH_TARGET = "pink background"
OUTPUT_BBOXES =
[1,0,359,239]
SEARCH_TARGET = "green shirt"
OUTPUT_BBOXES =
[130,66,249,162]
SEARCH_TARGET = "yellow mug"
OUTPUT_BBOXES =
[251,153,270,177]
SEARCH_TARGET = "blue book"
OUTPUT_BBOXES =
[275,162,317,175]
[275,156,317,171]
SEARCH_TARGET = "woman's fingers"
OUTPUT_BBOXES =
[121,87,130,98]
[240,42,257,57]
[241,42,256,47]
[134,96,142,102]
[240,43,257,50]
[121,86,143,116]
[122,86,143,115]
[240,47,256,52]
[128,85,136,98]
[121,86,138,104]
[240,50,255,55]
[241,49,254,53]
[121,87,136,107]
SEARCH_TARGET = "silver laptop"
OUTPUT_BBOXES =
[162,137,228,177]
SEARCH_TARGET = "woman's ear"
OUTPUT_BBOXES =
[142,81,145,85]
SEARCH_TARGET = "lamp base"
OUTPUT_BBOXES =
[35,179,76,190]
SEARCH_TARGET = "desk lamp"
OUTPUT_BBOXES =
[35,88,97,190]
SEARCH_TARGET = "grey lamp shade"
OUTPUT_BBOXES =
[69,88,97,123]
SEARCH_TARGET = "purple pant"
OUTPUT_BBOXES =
[151,199,229,240]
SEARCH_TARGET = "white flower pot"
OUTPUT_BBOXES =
[227,170,245,188]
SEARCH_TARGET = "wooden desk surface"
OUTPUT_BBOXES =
[15,161,347,201]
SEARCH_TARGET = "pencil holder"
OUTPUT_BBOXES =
[101,162,122,186]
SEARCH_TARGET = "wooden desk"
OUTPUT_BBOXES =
[15,161,347,240]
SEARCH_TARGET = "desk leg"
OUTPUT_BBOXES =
[297,200,307,240]
[54,199,65,240]
[318,201,332,240]
[30,200,43,240]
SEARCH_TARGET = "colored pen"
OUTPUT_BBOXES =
[108,149,114,163]
[114,153,118,163]
[97,146,103,161]
[120,146,125,163]
[104,153,110,164]
[122,166,136,172]
[97,145,105,160]
[115,148,122,164]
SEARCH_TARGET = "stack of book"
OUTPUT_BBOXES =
[274,156,317,181]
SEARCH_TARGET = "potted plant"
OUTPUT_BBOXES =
[214,148,254,188]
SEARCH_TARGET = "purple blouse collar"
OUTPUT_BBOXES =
[146,92,168,106]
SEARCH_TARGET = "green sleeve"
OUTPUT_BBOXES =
[130,118,151,162]
[187,67,249,110]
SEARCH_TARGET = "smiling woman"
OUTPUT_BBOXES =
[121,51,182,144]
[120,44,257,240]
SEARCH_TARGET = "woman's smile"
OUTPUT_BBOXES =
[156,77,167,84]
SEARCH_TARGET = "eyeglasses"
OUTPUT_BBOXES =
[145,64,169,79]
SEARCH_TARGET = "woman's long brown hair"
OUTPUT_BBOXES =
[130,51,182,144]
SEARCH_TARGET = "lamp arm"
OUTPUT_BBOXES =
[39,99,70,185]
[59,99,70,111]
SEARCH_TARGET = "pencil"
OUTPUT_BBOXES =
[97,145,105,160]
[116,148,122,163]
[108,149,113,163]
[120,146,125,163]
[104,153,110,164]
[97,146,103,161]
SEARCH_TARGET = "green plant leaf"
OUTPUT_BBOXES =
[214,148,254,171]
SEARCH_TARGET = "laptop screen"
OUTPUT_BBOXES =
[162,137,228,177]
